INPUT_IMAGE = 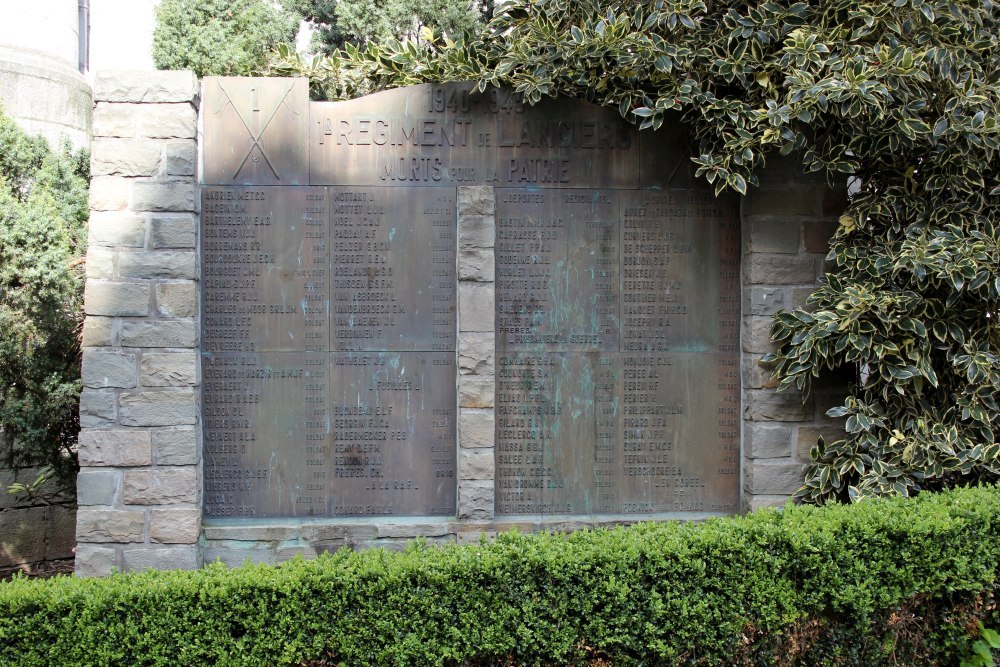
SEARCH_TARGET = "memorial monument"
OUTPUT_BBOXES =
[199,77,738,520]
[77,70,836,573]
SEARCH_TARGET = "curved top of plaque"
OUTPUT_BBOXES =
[202,78,696,189]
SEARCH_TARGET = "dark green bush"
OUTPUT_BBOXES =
[2,485,999,666]
[0,106,88,495]
[152,0,298,77]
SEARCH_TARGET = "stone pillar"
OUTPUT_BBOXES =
[456,186,496,524]
[741,159,848,510]
[76,70,201,576]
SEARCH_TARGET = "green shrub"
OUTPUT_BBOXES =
[152,0,298,77]
[0,107,88,495]
[284,0,491,53]
[2,485,999,666]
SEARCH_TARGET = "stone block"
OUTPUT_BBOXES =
[745,422,792,459]
[85,247,115,280]
[123,469,198,505]
[743,357,778,390]
[745,217,801,253]
[459,248,495,282]
[155,282,198,317]
[750,188,818,217]
[89,176,130,211]
[141,352,197,386]
[0,507,47,567]
[79,389,116,427]
[165,142,196,176]
[458,480,494,520]
[746,254,817,285]
[74,544,118,577]
[745,286,786,316]
[78,429,152,467]
[748,461,805,495]
[459,215,494,249]
[122,546,199,572]
[459,283,494,332]
[137,104,197,139]
[153,428,199,465]
[458,186,494,216]
[459,376,495,408]
[150,509,200,543]
[88,211,146,247]
[300,524,376,543]
[202,524,298,542]
[94,71,199,103]
[76,508,144,543]
[803,220,838,254]
[121,320,197,348]
[84,281,150,317]
[796,425,847,462]
[77,470,120,506]
[150,213,196,248]
[131,181,197,213]
[82,350,137,388]
[460,409,494,449]
[375,523,450,539]
[745,389,813,422]
[119,390,197,426]
[82,316,114,347]
[91,139,162,177]
[790,286,815,310]
[0,469,15,510]
[458,332,494,375]
[92,102,134,137]
[118,251,196,280]
[47,506,78,560]
[741,315,777,355]
[460,446,494,480]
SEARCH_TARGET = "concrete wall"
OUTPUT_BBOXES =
[76,70,847,575]
[0,0,92,150]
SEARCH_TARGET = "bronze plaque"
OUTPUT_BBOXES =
[311,83,639,188]
[330,186,456,352]
[202,78,310,186]
[200,78,741,522]
[495,189,740,516]
[201,182,457,518]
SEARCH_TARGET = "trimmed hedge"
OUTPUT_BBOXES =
[2,487,1000,666]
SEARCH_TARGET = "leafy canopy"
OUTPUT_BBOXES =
[270,0,999,503]
[0,107,89,494]
[284,0,492,53]
[153,0,299,77]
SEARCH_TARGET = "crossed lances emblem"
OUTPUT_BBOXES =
[213,81,300,181]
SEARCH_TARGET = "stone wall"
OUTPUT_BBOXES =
[741,160,848,510]
[0,468,76,575]
[76,71,847,574]
[76,71,201,577]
